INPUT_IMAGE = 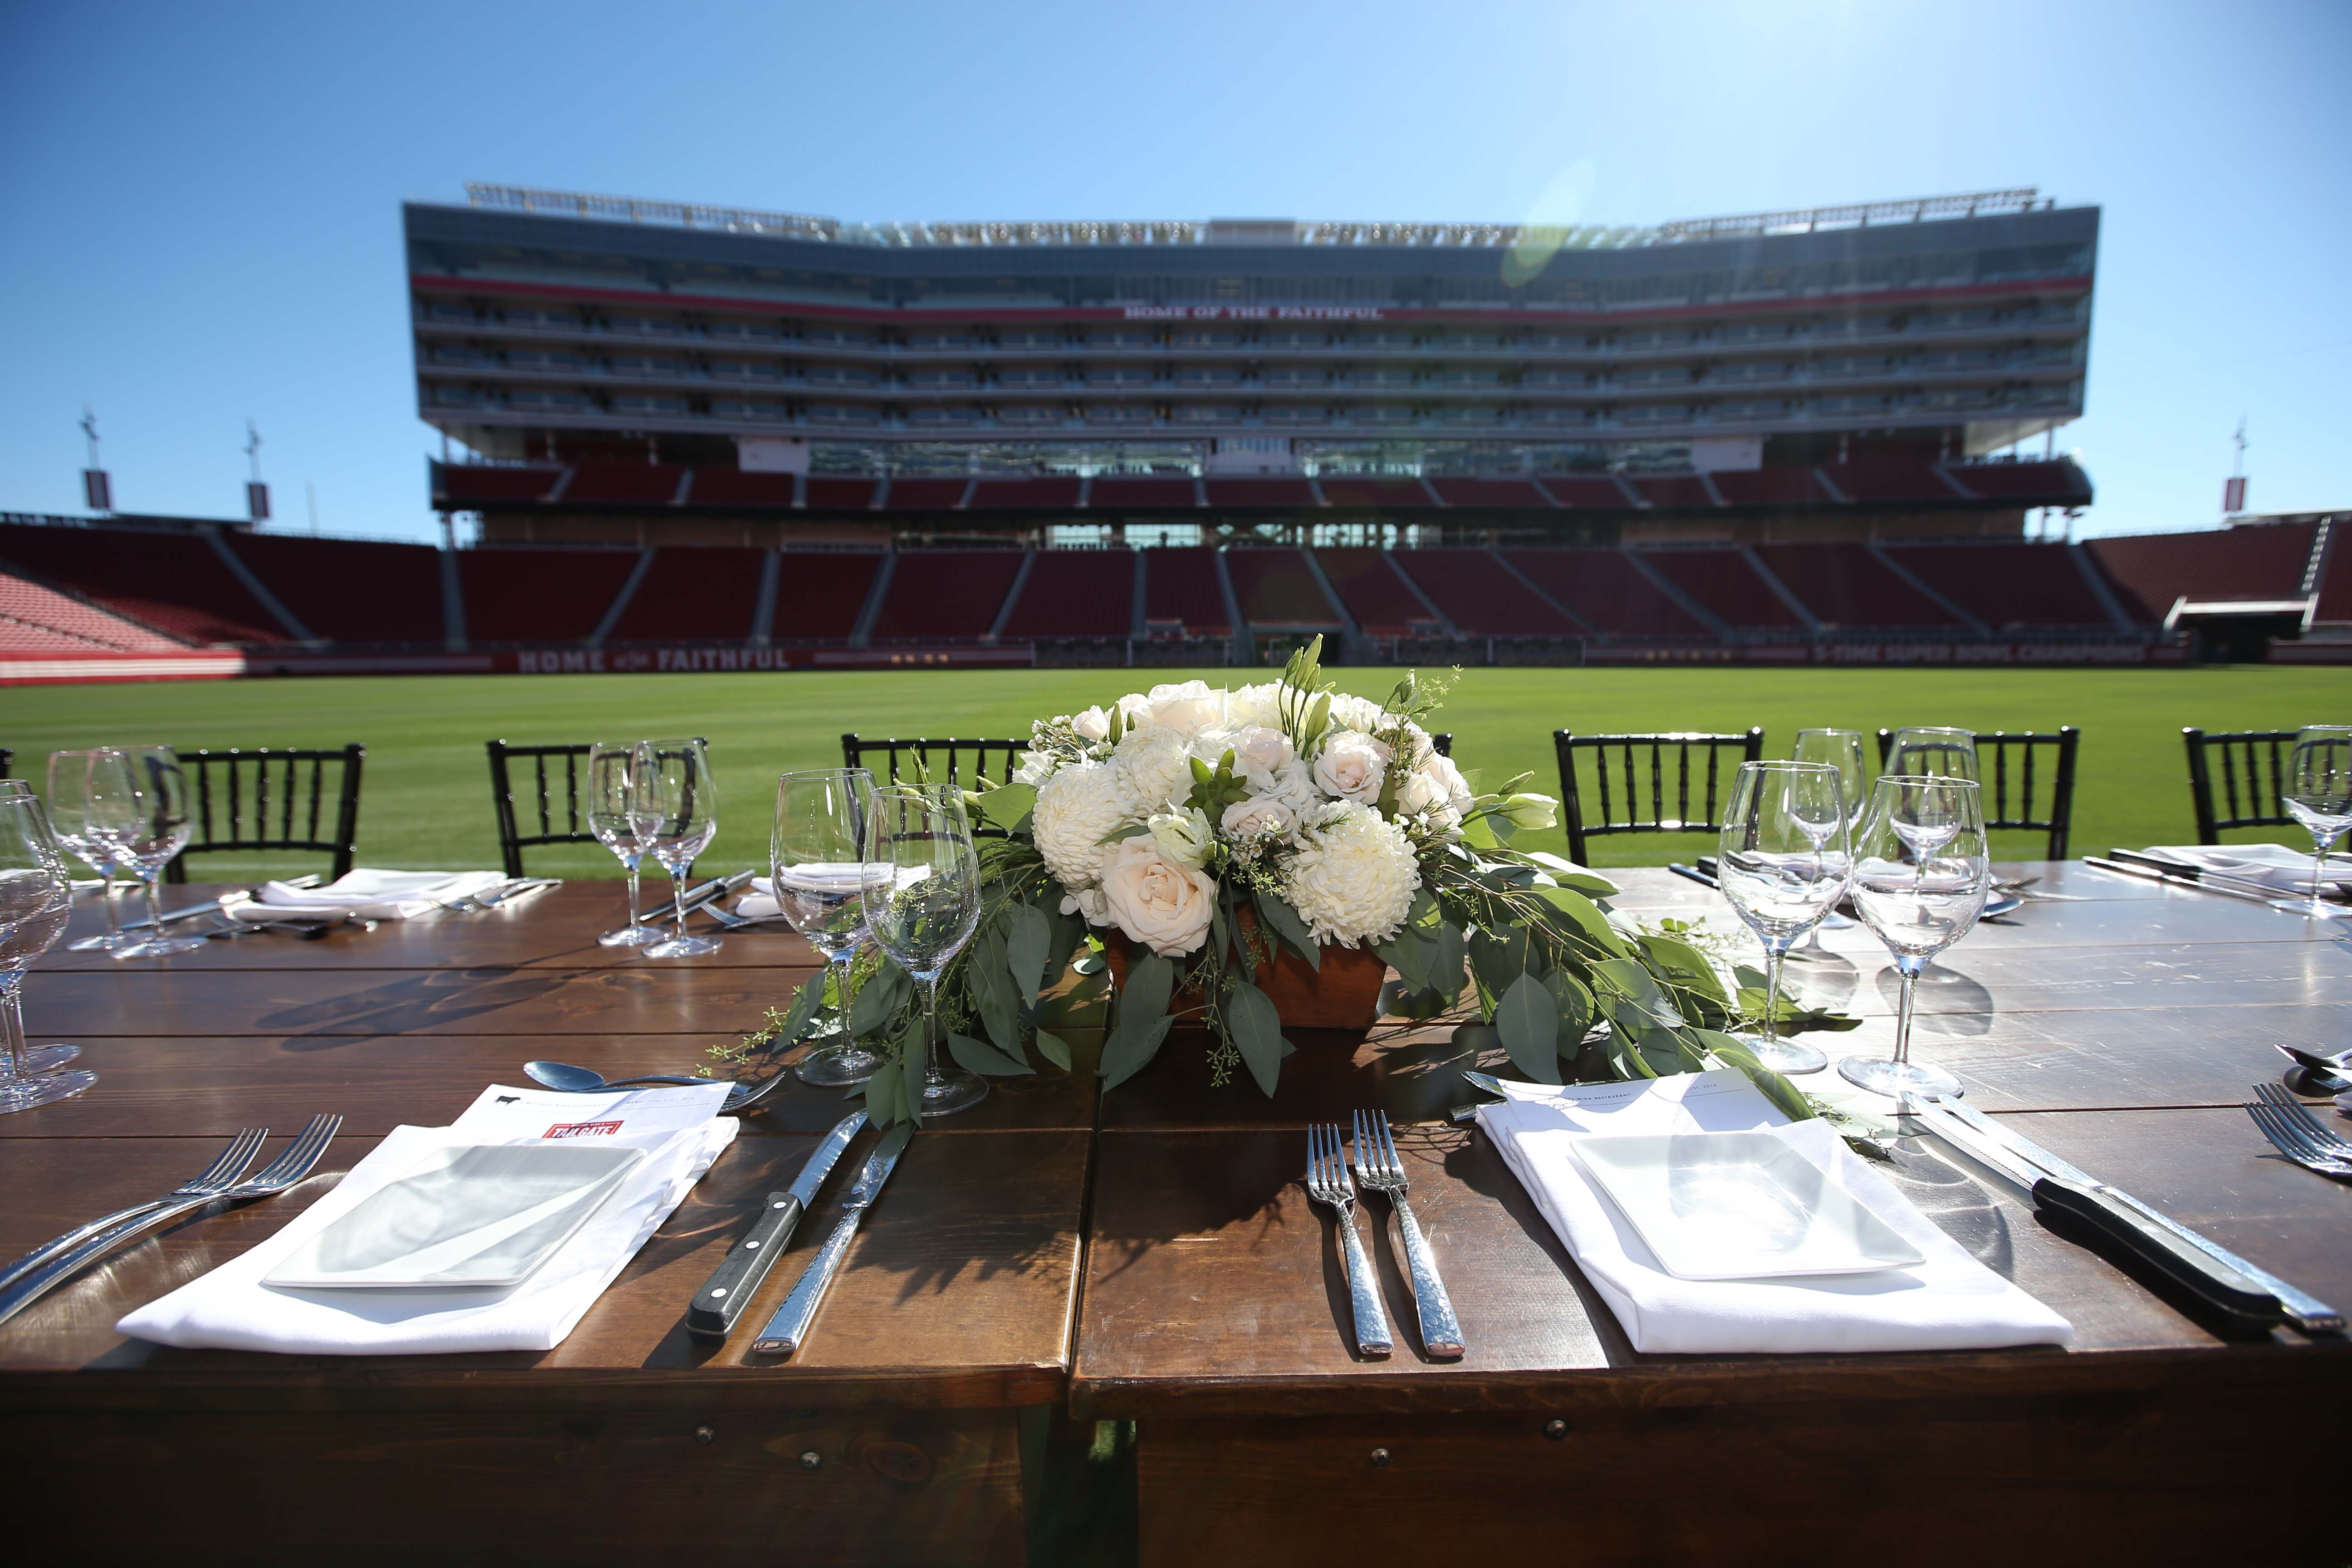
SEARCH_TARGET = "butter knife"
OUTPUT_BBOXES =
[1902,1098,2295,1331]
[686,1111,866,1339]
[752,1123,914,1356]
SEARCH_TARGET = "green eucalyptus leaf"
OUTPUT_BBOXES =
[1100,1014,1173,1091]
[1223,980,1291,1097]
[1530,886,1631,958]
[1539,968,1594,1045]
[861,1057,907,1126]
[1117,951,1176,1028]
[847,959,912,1037]
[775,970,825,1046]
[949,1030,1034,1078]
[1523,851,1621,896]
[1251,890,1320,970]
[1429,921,1466,1004]
[1640,933,1726,1004]
[1006,901,1051,1004]
[1494,971,1562,1085]
[1691,1029,1817,1122]
[979,782,1037,831]
[1034,1028,1073,1071]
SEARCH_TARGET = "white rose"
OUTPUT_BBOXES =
[1394,769,1450,819]
[1070,706,1112,742]
[1010,750,1055,787]
[1284,810,1421,947]
[1226,682,1283,729]
[1059,886,1110,925]
[1327,692,1389,734]
[1418,752,1475,817]
[1221,794,1298,840]
[1142,680,1228,735]
[1231,725,1295,789]
[1148,805,1214,869]
[1098,835,1215,957]
[1031,763,1136,891]
[1312,731,1391,804]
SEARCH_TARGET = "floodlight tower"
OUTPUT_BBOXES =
[80,406,112,513]
[2222,418,2249,519]
[244,419,270,523]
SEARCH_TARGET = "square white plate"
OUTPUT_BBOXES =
[1572,1130,1923,1280]
[266,1142,647,1290]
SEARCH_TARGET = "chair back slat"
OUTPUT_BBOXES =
[162,745,365,883]
[0,747,12,780]
[1872,727,2080,859]
[488,738,707,876]
[2184,727,2296,844]
[1552,729,1764,863]
[843,735,1033,837]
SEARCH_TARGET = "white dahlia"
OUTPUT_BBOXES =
[1031,762,1136,891]
[1283,809,1421,948]
[1112,726,1196,816]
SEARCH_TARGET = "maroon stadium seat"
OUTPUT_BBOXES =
[1707,468,1828,507]
[1392,550,1580,635]
[867,550,1024,640]
[770,553,883,641]
[0,569,186,652]
[1224,549,1342,626]
[1317,477,1435,510]
[2087,524,2318,622]
[1502,549,1710,638]
[2315,536,2352,625]
[805,477,878,510]
[1752,544,1959,629]
[230,534,445,643]
[1091,476,1200,510]
[1427,477,1555,509]
[1883,543,2122,629]
[456,548,641,643]
[433,464,562,506]
[1631,475,1718,509]
[1818,459,1957,503]
[1943,461,2094,504]
[882,477,971,510]
[1204,478,1316,509]
[0,522,286,644]
[999,549,1134,638]
[1642,549,1805,630]
[1536,475,1636,508]
[969,477,1082,510]
[606,547,767,642]
[1142,548,1229,634]
[562,465,689,505]
[1312,548,1436,636]
[685,469,802,509]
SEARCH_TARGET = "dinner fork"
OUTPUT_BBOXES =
[2247,1102,2352,1183]
[1305,1122,1392,1358]
[0,1114,345,1327]
[1352,1109,1465,1357]
[0,1127,269,1294]
[2250,1083,2352,1157]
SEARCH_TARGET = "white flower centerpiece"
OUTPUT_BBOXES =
[769,640,1825,1126]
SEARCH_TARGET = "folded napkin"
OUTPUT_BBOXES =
[2142,843,2352,894]
[737,873,781,921]
[737,866,864,923]
[229,867,510,922]
[117,1082,738,1355]
[1477,1069,2073,1354]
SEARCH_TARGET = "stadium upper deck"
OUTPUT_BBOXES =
[408,185,2096,499]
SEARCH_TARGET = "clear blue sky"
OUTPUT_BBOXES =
[2,0,2345,543]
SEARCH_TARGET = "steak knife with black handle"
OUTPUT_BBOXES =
[685,1110,866,1339]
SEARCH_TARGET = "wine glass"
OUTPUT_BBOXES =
[588,741,659,946]
[2276,725,2352,921]
[1787,728,1867,954]
[862,783,987,1117]
[1838,776,1991,1101]
[83,747,206,960]
[1882,726,1978,783]
[1715,762,1850,1075]
[633,738,722,959]
[47,750,129,955]
[0,793,96,1112]
[773,769,882,1086]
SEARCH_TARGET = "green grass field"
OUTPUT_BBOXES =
[3,666,2344,882]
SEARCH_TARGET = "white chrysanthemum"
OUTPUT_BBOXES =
[1113,727,1196,817]
[1031,763,1136,891]
[1283,810,1421,948]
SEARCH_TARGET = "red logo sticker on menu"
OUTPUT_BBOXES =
[543,1119,624,1139]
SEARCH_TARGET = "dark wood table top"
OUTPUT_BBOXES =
[5,865,2348,1424]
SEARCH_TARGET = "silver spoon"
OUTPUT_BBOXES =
[522,1059,788,1114]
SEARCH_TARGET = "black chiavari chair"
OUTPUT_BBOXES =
[1874,728,2080,860]
[488,738,710,877]
[163,744,365,883]
[2182,728,2297,845]
[1552,729,1764,864]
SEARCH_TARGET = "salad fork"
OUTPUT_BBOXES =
[0,1114,344,1327]
[1305,1122,1391,1358]
[2250,1083,2352,1157]
[1352,1109,1465,1357]
[2246,1102,2352,1183]
[0,1127,269,1294]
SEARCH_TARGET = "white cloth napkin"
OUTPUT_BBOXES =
[737,873,781,921]
[117,1083,738,1355]
[228,867,510,922]
[2143,843,2352,894]
[1477,1070,2073,1354]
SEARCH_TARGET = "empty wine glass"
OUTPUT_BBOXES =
[83,746,205,960]
[2276,725,2352,921]
[773,769,882,1086]
[588,741,658,946]
[1715,762,1851,1075]
[1838,776,1991,1101]
[862,783,987,1117]
[1882,726,1978,783]
[48,750,129,955]
[0,793,96,1112]
[633,738,722,959]
[1788,728,1867,955]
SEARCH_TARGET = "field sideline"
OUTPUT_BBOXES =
[3,666,2343,882]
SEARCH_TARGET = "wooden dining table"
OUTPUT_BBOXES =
[2,863,2348,1565]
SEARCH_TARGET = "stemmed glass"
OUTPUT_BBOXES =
[633,738,722,959]
[1715,761,1851,1076]
[2276,725,2352,920]
[0,793,96,1112]
[1883,726,1978,783]
[773,769,882,1086]
[861,783,987,1117]
[588,741,659,946]
[1787,728,1867,956]
[1838,776,1991,1101]
[83,746,206,960]
[48,751,130,954]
